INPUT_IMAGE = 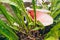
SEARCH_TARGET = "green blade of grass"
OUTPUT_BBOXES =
[0,0,17,6]
[45,22,60,39]
[10,5,23,26]
[52,10,60,18]
[10,5,28,33]
[10,0,31,22]
[32,0,36,27]
[0,0,29,33]
[0,4,20,31]
[0,19,18,40]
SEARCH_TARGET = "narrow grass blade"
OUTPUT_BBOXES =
[0,4,20,31]
[10,5,28,33]
[32,0,36,27]
[0,19,18,40]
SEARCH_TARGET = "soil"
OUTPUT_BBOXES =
[17,31,44,40]
[17,24,54,40]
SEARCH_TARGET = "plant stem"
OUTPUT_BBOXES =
[32,0,36,27]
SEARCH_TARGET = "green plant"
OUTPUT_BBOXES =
[0,0,60,40]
